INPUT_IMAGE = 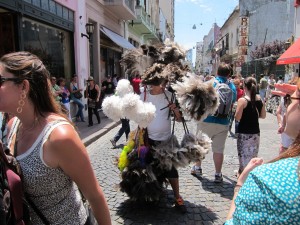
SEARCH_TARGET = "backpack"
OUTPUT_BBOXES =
[0,142,31,225]
[214,79,233,118]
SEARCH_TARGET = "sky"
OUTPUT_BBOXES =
[174,0,239,51]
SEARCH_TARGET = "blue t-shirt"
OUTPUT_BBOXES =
[225,157,300,225]
[203,76,236,125]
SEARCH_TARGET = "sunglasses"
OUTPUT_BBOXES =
[0,76,24,87]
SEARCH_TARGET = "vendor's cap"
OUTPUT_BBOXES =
[87,76,94,81]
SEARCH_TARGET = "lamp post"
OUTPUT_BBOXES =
[81,23,95,41]
[81,22,95,76]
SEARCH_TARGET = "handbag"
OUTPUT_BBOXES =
[74,91,83,99]
[88,100,97,109]
[81,192,97,225]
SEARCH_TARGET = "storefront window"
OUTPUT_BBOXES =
[22,17,73,80]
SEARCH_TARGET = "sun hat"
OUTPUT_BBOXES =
[87,76,94,81]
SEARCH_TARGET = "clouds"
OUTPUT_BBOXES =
[175,0,212,12]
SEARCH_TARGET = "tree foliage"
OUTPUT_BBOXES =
[250,40,286,60]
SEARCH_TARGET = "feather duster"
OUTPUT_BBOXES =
[152,135,190,170]
[141,63,166,85]
[116,79,133,97]
[133,101,156,128]
[120,48,157,76]
[160,62,189,84]
[120,149,167,202]
[102,95,123,121]
[159,39,186,64]
[171,72,219,121]
[180,131,212,162]
[121,93,141,120]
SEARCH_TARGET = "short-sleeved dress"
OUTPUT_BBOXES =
[225,156,300,225]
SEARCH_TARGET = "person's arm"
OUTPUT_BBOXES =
[234,98,245,122]
[95,85,101,102]
[45,124,111,225]
[226,158,264,220]
[259,100,266,119]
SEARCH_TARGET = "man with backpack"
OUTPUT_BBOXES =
[191,63,237,182]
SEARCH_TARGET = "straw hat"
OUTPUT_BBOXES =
[87,76,94,81]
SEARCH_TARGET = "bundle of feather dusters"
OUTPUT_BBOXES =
[120,148,168,202]
[120,39,190,85]
[171,72,219,121]
[151,131,212,171]
[102,79,156,128]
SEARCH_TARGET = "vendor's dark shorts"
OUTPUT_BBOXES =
[148,138,179,179]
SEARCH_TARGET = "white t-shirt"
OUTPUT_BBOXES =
[143,90,172,141]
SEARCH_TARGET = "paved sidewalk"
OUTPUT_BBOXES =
[84,113,280,225]
[75,110,120,146]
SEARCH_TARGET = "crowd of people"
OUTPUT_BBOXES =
[0,50,299,224]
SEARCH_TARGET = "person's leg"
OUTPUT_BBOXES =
[88,107,93,126]
[166,167,186,213]
[213,152,224,173]
[124,119,130,140]
[113,119,126,143]
[73,97,85,121]
[212,124,228,182]
[191,122,211,175]
[93,108,101,124]
[63,102,71,120]
[168,178,180,199]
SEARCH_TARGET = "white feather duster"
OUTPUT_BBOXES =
[134,101,156,128]
[116,79,133,97]
[102,95,123,121]
[121,93,141,120]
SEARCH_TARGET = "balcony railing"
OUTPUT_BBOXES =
[135,6,157,35]
[103,0,136,20]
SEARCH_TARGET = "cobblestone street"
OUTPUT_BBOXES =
[87,113,279,225]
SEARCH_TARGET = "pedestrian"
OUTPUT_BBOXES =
[266,74,276,101]
[0,51,111,225]
[258,74,268,102]
[102,76,115,98]
[131,72,141,94]
[191,63,237,182]
[86,76,101,127]
[143,80,187,212]
[234,77,266,175]
[277,75,284,84]
[57,77,71,120]
[110,118,130,147]
[70,75,85,122]
[224,81,300,224]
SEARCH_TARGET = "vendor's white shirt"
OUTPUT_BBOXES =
[143,90,172,141]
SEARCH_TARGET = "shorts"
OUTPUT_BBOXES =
[197,122,228,154]
[148,138,179,179]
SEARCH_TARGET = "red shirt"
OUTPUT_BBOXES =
[236,88,244,100]
[132,78,141,94]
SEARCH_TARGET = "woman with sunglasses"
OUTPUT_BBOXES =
[0,52,111,225]
[225,79,300,224]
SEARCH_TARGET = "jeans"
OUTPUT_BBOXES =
[71,97,84,121]
[113,119,130,142]
[259,89,266,102]
[88,107,100,125]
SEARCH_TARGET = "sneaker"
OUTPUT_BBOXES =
[110,139,116,147]
[191,165,202,176]
[214,173,223,183]
[175,197,187,213]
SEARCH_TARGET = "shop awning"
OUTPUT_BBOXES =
[277,38,300,65]
[100,26,135,50]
